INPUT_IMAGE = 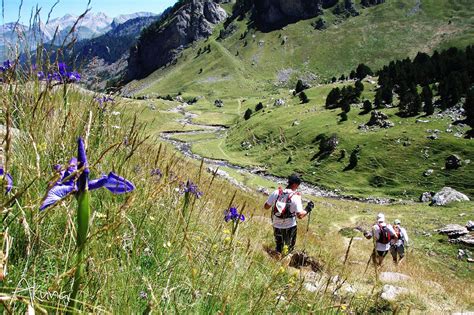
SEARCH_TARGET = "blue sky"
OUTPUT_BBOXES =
[2,0,177,23]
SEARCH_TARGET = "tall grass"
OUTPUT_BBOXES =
[0,54,341,312]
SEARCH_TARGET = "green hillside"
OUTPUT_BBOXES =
[124,0,474,199]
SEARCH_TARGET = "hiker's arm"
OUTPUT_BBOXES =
[264,191,278,209]
[296,210,307,219]
[295,197,307,219]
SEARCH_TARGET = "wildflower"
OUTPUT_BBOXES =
[39,139,135,211]
[0,167,13,193]
[37,71,45,80]
[179,180,203,199]
[0,60,11,72]
[277,266,285,275]
[282,245,289,256]
[224,207,245,223]
[224,236,231,244]
[341,305,347,311]
[95,95,114,108]
[223,228,231,235]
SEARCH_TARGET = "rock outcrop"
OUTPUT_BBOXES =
[431,187,470,206]
[126,0,227,81]
[253,0,337,31]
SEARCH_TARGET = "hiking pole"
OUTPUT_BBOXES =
[306,212,311,232]
[305,201,314,232]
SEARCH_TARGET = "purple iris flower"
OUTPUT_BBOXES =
[0,167,13,194]
[58,62,68,76]
[179,180,203,198]
[40,137,135,210]
[37,71,45,80]
[0,60,11,72]
[96,96,114,108]
[224,207,245,223]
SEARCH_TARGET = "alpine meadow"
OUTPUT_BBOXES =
[0,0,473,314]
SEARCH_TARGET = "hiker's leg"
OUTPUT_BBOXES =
[398,245,405,264]
[274,228,284,253]
[288,225,297,252]
[390,246,398,263]
[377,250,387,266]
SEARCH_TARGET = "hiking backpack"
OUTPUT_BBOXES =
[272,187,296,219]
[377,224,391,244]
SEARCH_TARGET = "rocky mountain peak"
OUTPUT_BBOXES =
[125,0,227,82]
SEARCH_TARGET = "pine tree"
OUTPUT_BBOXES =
[355,80,364,94]
[363,100,372,113]
[421,85,434,115]
[341,99,351,113]
[244,108,253,120]
[374,90,383,109]
[300,92,309,104]
[465,88,474,129]
[355,63,373,79]
[326,87,341,108]
[340,111,348,122]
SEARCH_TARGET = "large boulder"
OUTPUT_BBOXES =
[445,154,462,170]
[126,0,227,81]
[380,285,408,302]
[436,224,469,238]
[431,187,470,206]
[363,111,394,129]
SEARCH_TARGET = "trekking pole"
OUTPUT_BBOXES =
[305,201,314,232]
[306,212,311,232]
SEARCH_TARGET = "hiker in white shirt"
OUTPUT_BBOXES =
[364,213,397,266]
[264,174,313,254]
[390,219,409,264]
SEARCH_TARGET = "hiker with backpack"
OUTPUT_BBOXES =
[390,219,409,265]
[363,213,397,266]
[263,174,314,254]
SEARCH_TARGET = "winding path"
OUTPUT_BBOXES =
[159,102,395,204]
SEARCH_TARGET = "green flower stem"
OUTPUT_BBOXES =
[68,190,91,313]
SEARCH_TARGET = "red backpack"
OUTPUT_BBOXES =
[272,187,296,219]
[377,224,391,244]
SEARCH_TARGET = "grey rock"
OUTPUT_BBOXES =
[436,224,469,239]
[423,169,434,177]
[292,120,300,126]
[419,192,433,203]
[416,119,430,123]
[380,272,411,283]
[431,187,470,206]
[467,221,474,231]
[380,284,408,302]
[126,0,227,81]
[274,99,285,107]
[365,111,394,129]
[427,134,439,140]
[445,154,462,170]
[457,234,474,247]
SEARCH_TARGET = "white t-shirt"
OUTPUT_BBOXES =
[372,223,396,251]
[266,188,304,229]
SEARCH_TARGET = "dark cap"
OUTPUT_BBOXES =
[288,174,302,186]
